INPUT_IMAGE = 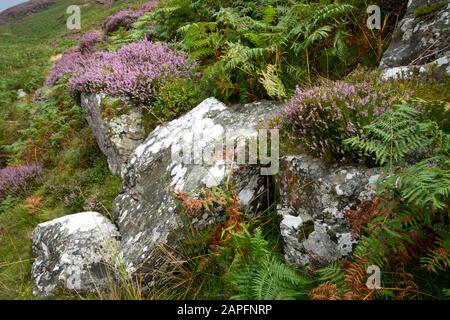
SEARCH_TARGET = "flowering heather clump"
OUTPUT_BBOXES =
[140,0,160,12]
[274,81,408,162]
[0,164,43,201]
[46,32,103,86]
[79,31,103,54]
[102,1,159,35]
[69,41,195,105]
[45,49,85,87]
[102,9,142,35]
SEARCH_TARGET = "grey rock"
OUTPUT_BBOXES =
[113,97,279,278]
[80,93,146,175]
[278,155,380,267]
[31,212,120,297]
[380,0,450,80]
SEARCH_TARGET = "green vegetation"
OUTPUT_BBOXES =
[0,0,448,300]
[0,0,142,299]
[414,1,447,19]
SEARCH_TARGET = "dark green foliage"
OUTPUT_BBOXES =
[224,227,311,300]
[414,1,447,19]
[344,104,437,171]
[152,78,204,121]
[178,2,355,101]
[344,104,449,298]
[417,99,450,133]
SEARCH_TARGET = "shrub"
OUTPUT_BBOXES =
[102,1,160,35]
[339,106,450,298]
[273,81,405,163]
[69,41,195,105]
[103,9,142,35]
[78,31,103,54]
[152,78,203,121]
[46,32,103,87]
[0,164,42,201]
[45,49,84,87]
[140,0,160,12]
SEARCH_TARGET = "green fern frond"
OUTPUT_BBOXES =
[259,64,287,99]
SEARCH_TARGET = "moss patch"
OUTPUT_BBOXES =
[99,97,129,120]
[414,1,447,19]
[297,219,314,241]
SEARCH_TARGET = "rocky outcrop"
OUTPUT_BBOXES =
[80,93,146,175]
[277,155,380,267]
[31,212,120,297]
[380,0,450,80]
[112,97,279,279]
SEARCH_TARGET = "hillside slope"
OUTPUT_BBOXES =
[0,0,146,299]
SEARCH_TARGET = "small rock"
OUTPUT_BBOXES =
[17,89,27,99]
[31,212,120,297]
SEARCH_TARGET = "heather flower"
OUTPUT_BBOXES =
[140,0,159,12]
[79,31,103,54]
[0,164,42,201]
[46,32,103,86]
[45,48,85,87]
[69,40,195,105]
[102,1,159,35]
[102,9,142,35]
[273,81,406,163]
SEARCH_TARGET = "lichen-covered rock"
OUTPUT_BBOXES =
[80,93,146,175]
[278,155,380,267]
[380,0,450,80]
[113,97,279,279]
[31,212,120,297]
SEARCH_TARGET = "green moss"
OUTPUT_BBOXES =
[100,97,129,120]
[140,79,204,135]
[297,220,314,241]
[414,1,447,19]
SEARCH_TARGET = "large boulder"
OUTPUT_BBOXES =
[80,93,146,175]
[112,97,279,279]
[277,155,380,267]
[31,212,120,297]
[380,0,450,80]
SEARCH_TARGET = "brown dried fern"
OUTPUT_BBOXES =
[343,257,371,300]
[309,281,339,300]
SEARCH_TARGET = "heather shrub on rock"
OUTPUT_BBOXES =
[45,49,84,87]
[0,164,42,201]
[274,81,408,163]
[69,41,195,105]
